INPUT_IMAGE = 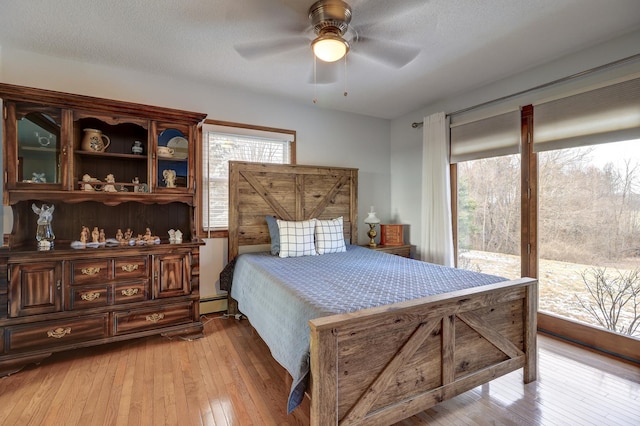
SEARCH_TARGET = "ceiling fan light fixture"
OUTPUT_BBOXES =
[312,31,349,62]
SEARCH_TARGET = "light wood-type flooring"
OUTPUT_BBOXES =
[0,315,638,425]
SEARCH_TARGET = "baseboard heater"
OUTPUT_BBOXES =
[199,295,227,314]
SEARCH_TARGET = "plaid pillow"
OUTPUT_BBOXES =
[277,219,318,258]
[315,216,346,254]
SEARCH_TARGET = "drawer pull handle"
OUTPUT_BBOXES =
[121,288,139,297]
[121,264,139,273]
[81,292,101,301]
[146,313,165,323]
[47,327,71,339]
[81,267,101,275]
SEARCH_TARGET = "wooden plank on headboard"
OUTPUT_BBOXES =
[228,161,358,261]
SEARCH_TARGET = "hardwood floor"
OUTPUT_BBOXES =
[0,315,638,425]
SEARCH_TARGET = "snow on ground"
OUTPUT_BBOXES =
[461,250,640,337]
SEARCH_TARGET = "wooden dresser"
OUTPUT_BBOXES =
[0,83,206,376]
[362,244,413,258]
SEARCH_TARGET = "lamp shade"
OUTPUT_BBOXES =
[364,206,380,224]
[312,33,349,62]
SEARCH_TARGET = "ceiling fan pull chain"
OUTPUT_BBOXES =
[313,54,318,104]
[344,54,348,97]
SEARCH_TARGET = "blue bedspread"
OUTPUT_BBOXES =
[230,245,505,413]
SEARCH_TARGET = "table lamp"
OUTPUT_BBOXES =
[364,206,380,247]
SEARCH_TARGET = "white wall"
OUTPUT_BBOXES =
[0,46,392,299]
[390,29,640,259]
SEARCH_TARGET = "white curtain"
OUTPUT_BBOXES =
[420,112,455,266]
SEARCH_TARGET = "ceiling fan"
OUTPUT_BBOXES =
[233,0,423,81]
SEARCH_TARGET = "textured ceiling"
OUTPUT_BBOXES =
[0,0,639,119]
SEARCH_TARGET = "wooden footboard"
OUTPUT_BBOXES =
[309,277,538,426]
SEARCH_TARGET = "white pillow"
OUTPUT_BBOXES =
[277,218,318,258]
[315,216,346,254]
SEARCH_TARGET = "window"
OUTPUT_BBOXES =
[534,77,640,339]
[456,155,521,279]
[451,110,522,279]
[538,140,640,338]
[200,121,295,235]
[448,74,640,361]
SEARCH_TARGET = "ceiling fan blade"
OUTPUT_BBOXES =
[308,60,339,84]
[353,36,420,68]
[234,36,308,60]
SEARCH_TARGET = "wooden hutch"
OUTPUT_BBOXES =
[0,83,206,376]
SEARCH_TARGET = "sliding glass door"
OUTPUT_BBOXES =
[538,140,640,338]
[456,154,521,279]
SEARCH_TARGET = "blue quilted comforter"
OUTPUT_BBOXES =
[230,245,505,412]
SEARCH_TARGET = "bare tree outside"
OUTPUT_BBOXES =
[457,140,640,337]
[457,155,520,258]
[576,267,640,336]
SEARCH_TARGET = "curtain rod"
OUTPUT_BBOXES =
[411,52,640,128]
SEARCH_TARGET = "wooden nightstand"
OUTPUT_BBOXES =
[362,244,412,258]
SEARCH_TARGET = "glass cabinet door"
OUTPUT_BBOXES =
[156,126,190,191]
[15,106,62,186]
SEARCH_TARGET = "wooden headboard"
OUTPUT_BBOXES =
[228,161,358,261]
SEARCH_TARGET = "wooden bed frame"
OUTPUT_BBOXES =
[228,161,538,425]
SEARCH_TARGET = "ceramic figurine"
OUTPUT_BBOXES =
[163,169,177,188]
[80,226,89,244]
[81,174,99,191]
[168,229,176,243]
[91,227,100,243]
[174,229,183,243]
[103,174,118,192]
[132,176,148,193]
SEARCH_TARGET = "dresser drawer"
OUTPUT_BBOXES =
[364,244,412,258]
[113,302,193,336]
[114,281,149,304]
[69,259,110,285]
[114,257,149,280]
[68,284,111,310]
[6,314,109,352]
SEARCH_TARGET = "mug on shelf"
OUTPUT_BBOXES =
[157,146,175,158]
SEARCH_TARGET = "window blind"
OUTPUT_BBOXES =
[533,76,640,152]
[202,124,292,230]
[449,110,521,163]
